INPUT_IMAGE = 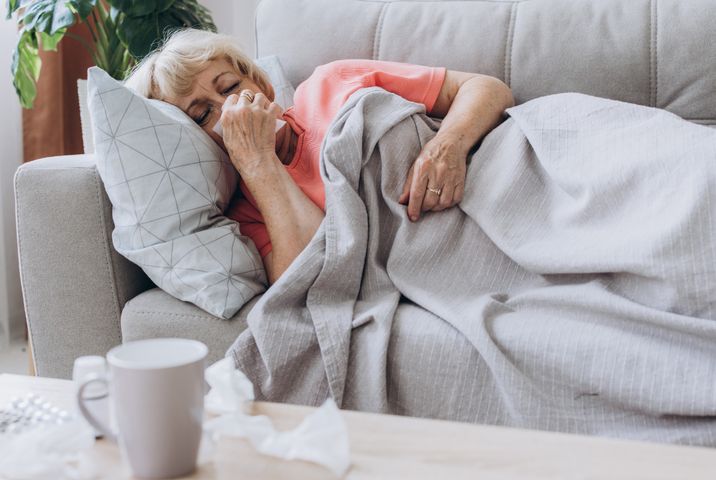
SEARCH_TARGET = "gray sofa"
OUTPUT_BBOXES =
[16,0,716,379]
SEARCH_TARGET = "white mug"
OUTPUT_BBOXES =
[77,338,208,479]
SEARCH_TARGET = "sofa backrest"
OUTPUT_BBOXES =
[255,0,716,127]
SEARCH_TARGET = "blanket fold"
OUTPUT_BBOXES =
[229,88,716,445]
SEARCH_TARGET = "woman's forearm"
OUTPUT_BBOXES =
[240,153,325,284]
[435,75,514,153]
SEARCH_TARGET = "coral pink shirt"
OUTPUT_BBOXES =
[225,59,447,257]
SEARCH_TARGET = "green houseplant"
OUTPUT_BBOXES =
[6,0,217,108]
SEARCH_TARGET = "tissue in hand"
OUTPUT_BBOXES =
[202,358,351,477]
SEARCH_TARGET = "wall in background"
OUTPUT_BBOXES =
[0,1,260,348]
[202,0,260,57]
[0,0,259,347]
[0,7,27,346]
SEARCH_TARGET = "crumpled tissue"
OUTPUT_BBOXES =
[0,419,97,480]
[201,357,351,477]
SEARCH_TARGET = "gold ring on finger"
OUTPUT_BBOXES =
[240,91,255,102]
[427,186,442,196]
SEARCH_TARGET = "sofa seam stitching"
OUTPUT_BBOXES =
[648,0,655,107]
[91,167,124,343]
[358,0,521,3]
[127,310,225,320]
[653,0,659,107]
[20,166,96,171]
[13,168,38,373]
[504,2,518,87]
[253,0,265,58]
[372,2,389,60]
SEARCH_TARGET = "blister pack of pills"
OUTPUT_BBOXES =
[0,392,73,435]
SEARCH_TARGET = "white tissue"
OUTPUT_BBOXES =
[204,355,255,414]
[0,420,97,480]
[202,358,351,477]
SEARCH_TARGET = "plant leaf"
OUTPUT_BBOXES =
[51,1,75,33]
[22,0,54,31]
[115,0,217,60]
[172,0,216,31]
[11,29,41,108]
[67,0,96,20]
[92,13,110,71]
[19,0,80,34]
[38,28,66,50]
[154,0,175,13]
[108,4,119,22]
[106,0,173,17]
[116,10,178,59]
[6,0,20,19]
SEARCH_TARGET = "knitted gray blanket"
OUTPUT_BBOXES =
[229,87,716,445]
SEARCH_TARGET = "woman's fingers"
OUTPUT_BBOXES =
[433,166,464,211]
[434,181,455,211]
[407,163,429,221]
[399,164,414,205]
[422,184,439,211]
[252,91,270,108]
[422,162,450,212]
[452,180,465,205]
[223,93,240,111]
[267,101,283,119]
[238,90,283,120]
[237,89,253,106]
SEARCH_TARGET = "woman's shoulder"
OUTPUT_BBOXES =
[300,59,360,85]
[296,59,373,94]
[305,58,435,86]
[297,59,388,93]
[312,58,388,76]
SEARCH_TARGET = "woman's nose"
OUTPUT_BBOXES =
[208,96,228,126]
[212,96,226,112]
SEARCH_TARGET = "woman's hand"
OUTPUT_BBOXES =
[398,133,469,221]
[396,71,514,222]
[219,89,283,175]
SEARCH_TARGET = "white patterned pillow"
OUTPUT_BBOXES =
[87,67,267,319]
[254,55,295,110]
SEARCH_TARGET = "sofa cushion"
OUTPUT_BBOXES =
[121,288,262,365]
[257,0,716,127]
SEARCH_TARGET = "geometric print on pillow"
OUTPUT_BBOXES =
[87,66,266,319]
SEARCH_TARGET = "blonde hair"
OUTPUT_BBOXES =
[124,28,273,101]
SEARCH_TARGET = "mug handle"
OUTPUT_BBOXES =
[76,375,117,442]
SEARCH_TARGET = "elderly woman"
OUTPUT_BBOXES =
[125,29,514,284]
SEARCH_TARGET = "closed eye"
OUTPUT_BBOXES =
[191,81,241,125]
[193,105,213,126]
[222,82,240,95]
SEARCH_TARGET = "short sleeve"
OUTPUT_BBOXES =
[321,59,447,113]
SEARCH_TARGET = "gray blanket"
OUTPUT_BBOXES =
[229,88,716,446]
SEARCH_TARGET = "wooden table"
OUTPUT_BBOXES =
[1,373,716,479]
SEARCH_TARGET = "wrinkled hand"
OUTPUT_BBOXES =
[398,134,469,221]
[219,89,283,174]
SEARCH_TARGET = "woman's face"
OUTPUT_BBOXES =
[168,57,273,150]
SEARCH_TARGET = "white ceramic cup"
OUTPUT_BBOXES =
[77,338,208,479]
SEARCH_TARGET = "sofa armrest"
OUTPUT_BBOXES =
[14,155,153,378]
